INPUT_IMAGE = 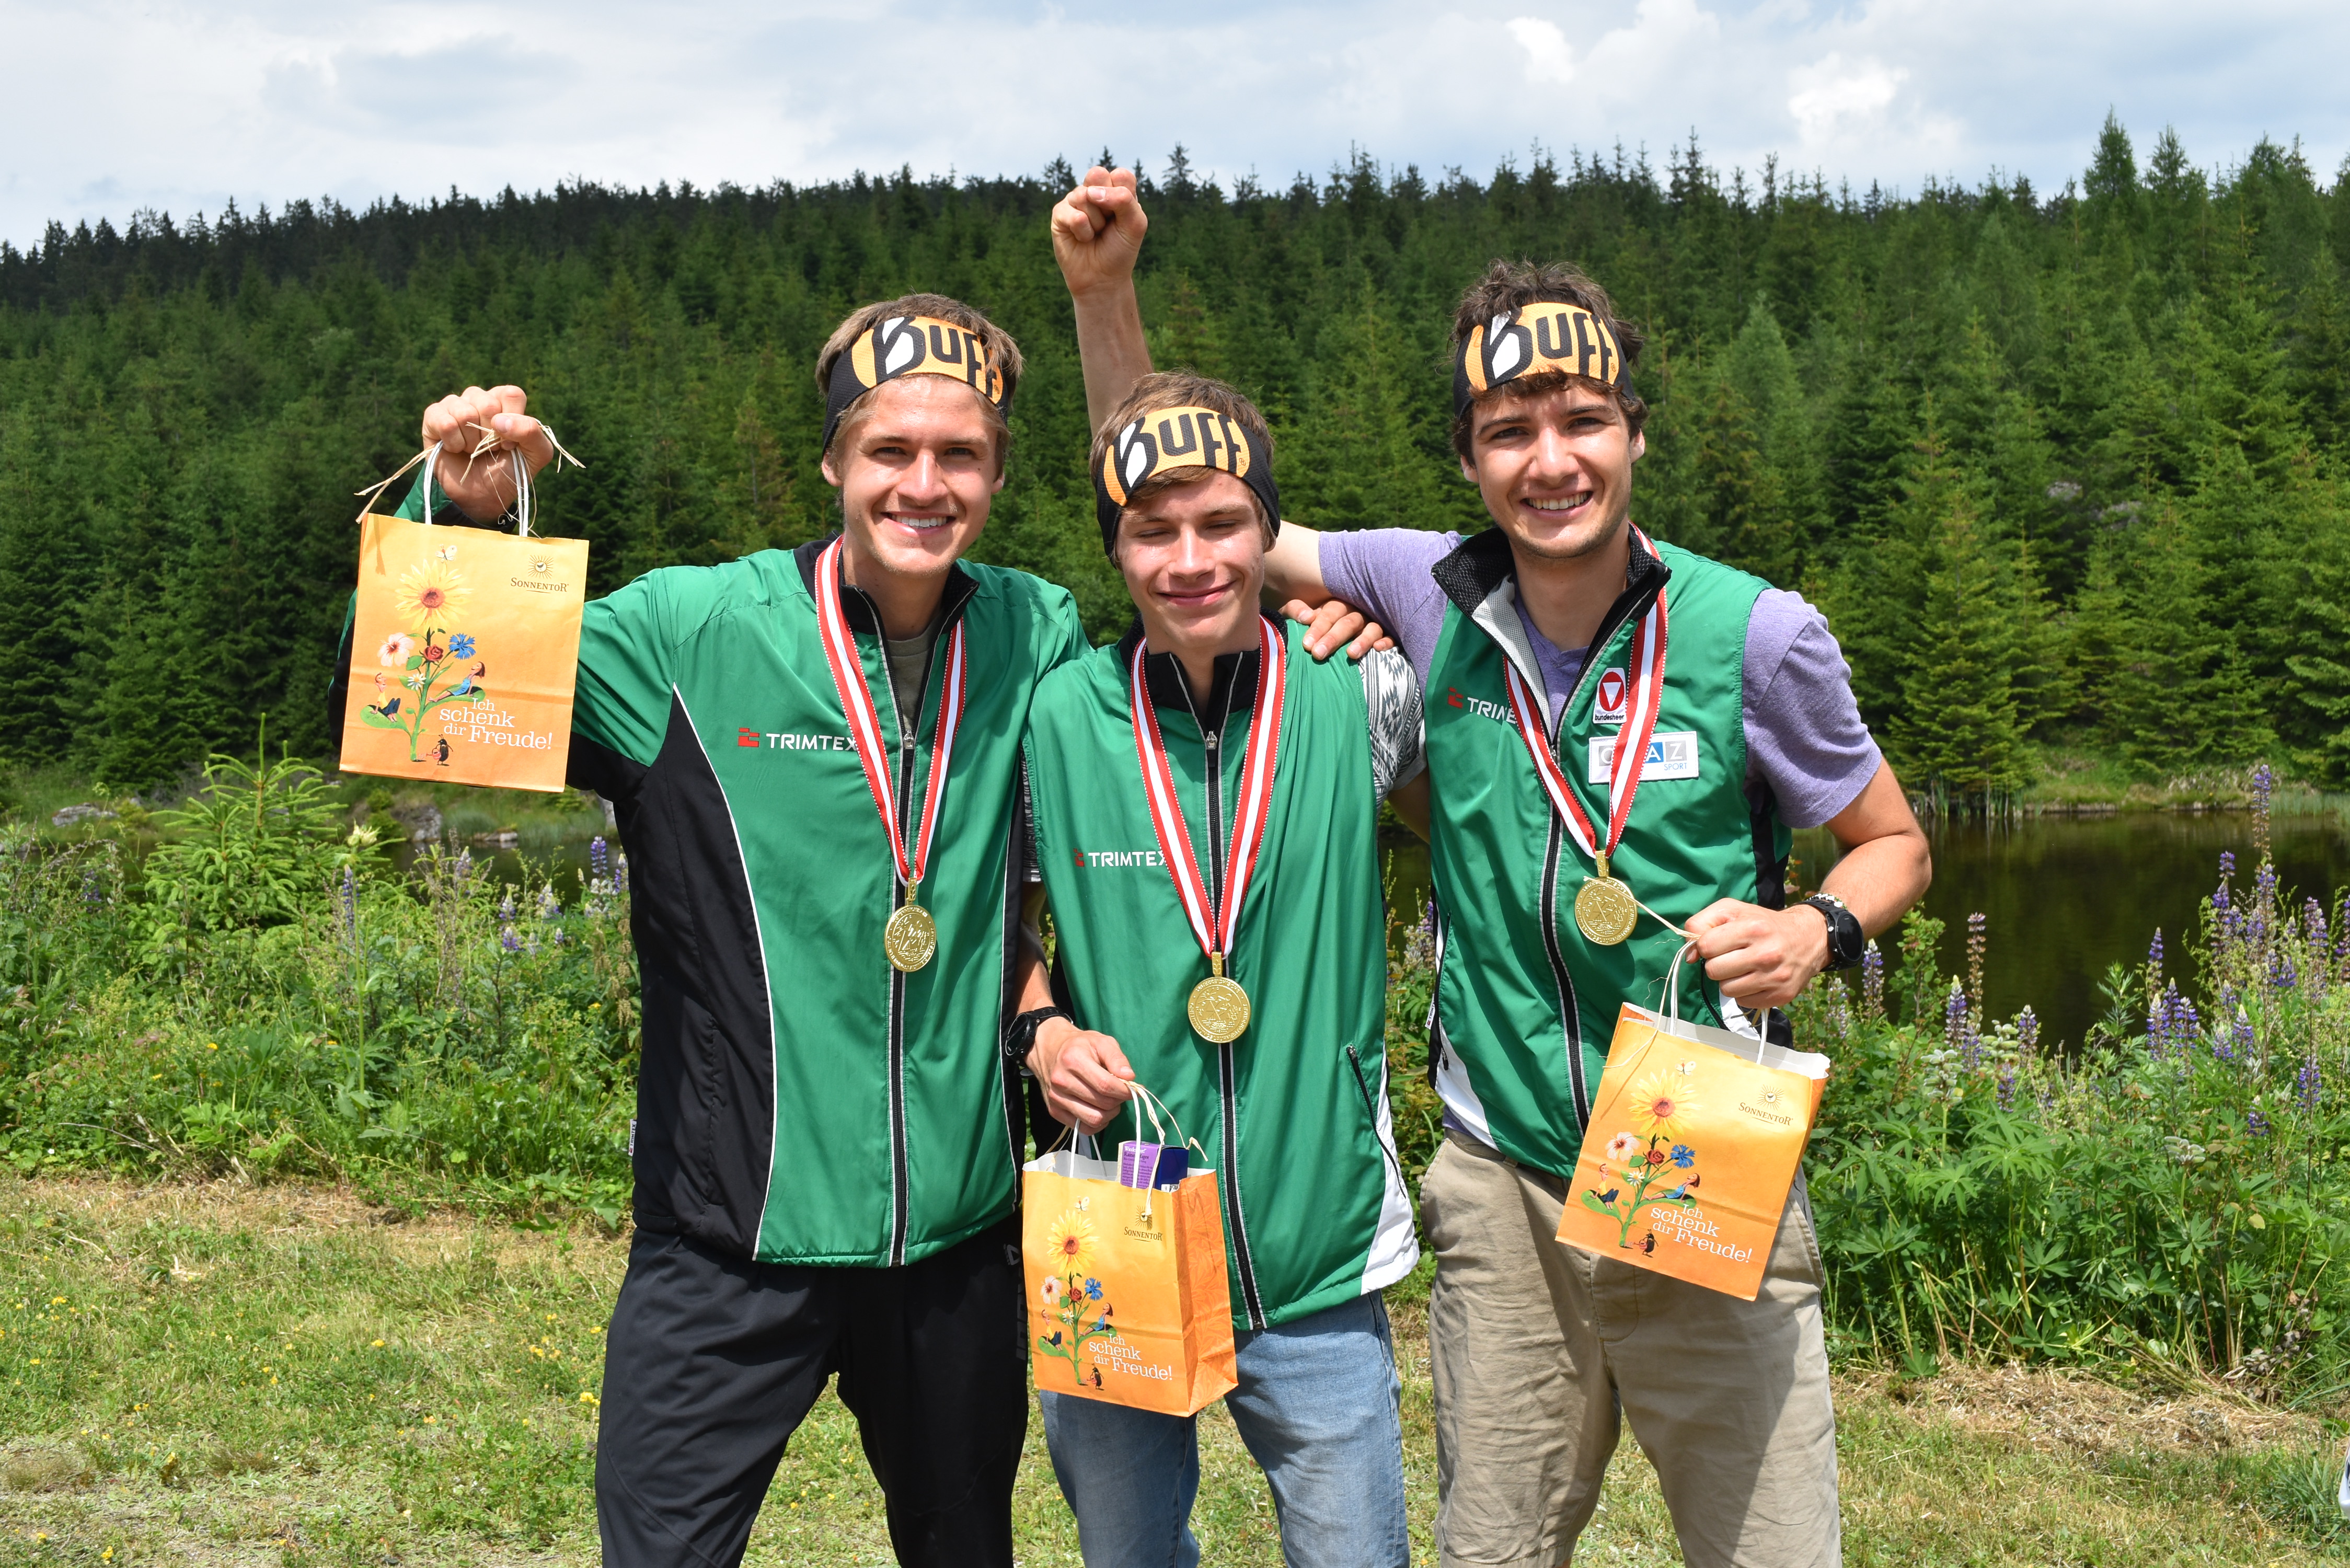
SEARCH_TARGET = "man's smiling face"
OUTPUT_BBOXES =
[1459,379,1644,562]
[1113,470,1267,653]
[821,375,1004,579]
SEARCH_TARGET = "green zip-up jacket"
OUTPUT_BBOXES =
[1023,621,1420,1331]
[1422,529,1789,1179]
[330,483,1089,1265]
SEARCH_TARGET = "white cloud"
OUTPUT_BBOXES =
[1507,17,1576,85]
[2,0,2346,247]
[1787,53,1908,145]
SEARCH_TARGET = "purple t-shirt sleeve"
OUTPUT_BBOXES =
[1743,590,1881,828]
[1317,529,1462,691]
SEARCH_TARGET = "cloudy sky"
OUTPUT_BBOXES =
[5,0,2344,248]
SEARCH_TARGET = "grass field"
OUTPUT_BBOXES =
[0,1179,2340,1567]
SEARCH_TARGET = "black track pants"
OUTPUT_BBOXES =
[594,1218,1028,1568]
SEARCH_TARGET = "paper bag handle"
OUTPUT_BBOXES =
[353,425,583,532]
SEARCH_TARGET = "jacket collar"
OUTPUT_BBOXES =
[1113,620,1261,731]
[792,533,982,637]
[1429,526,1668,733]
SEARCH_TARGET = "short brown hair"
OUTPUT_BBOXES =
[1450,260,1646,459]
[816,293,1026,465]
[1091,372,1277,544]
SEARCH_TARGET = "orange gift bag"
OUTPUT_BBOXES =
[1556,951,1830,1299]
[1022,1086,1238,1415]
[338,443,588,792]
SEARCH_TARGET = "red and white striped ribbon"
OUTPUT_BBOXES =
[1129,616,1287,964]
[813,538,967,890]
[1500,531,1668,869]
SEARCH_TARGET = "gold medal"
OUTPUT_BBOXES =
[884,886,937,972]
[1187,952,1251,1043]
[1574,874,1639,947]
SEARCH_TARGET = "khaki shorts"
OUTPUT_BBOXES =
[1420,1135,1838,1568]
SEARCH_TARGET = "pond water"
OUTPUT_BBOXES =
[1380,811,2350,1052]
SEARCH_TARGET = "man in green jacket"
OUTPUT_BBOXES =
[1056,167,1932,1567]
[1008,364,1423,1568]
[338,297,1082,1568]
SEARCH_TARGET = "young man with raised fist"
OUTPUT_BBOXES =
[332,297,1081,1568]
[1057,167,1932,1567]
[1008,366,1424,1568]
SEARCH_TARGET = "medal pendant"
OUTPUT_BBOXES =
[1188,975,1251,1043]
[884,900,937,972]
[1574,875,1639,947]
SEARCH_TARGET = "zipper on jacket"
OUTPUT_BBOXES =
[1181,667,1266,1330]
[841,576,951,1270]
[1343,1044,1409,1196]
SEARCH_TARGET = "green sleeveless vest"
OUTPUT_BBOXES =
[1024,621,1418,1331]
[1422,531,1788,1179]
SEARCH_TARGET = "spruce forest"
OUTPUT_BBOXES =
[3,115,2347,805]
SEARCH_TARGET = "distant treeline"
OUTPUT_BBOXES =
[3,120,2347,800]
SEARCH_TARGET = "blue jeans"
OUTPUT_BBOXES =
[1039,1292,1409,1568]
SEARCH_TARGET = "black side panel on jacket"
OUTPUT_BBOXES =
[616,694,777,1255]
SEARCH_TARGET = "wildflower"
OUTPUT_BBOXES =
[2220,849,2236,879]
[590,836,609,881]
[2298,1055,2321,1111]
[2248,1105,2271,1138]
[2148,928,2164,975]
[500,926,522,955]
[450,634,477,658]
[614,852,630,898]
[1670,1144,1695,1169]
[537,885,562,921]
[1996,1065,2017,1110]
[2016,1006,2040,1055]
[2271,949,2296,992]
[1860,942,1884,1020]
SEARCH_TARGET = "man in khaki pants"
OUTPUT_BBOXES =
[1054,164,1931,1566]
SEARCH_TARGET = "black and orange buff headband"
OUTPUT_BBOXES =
[1093,406,1281,553]
[823,313,1011,452]
[1452,301,1633,419]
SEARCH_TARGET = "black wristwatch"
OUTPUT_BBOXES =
[1802,893,1865,971]
[1002,1006,1070,1073]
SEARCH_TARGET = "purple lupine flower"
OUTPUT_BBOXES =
[2220,849,2236,879]
[2248,1105,2271,1137]
[455,848,475,884]
[2272,948,2297,992]
[2307,898,2329,946]
[2169,990,2200,1051]
[2299,1056,2322,1111]
[614,852,630,898]
[2252,762,2274,813]
[590,836,610,882]
[1422,895,1437,943]
[2232,1009,2256,1063]
[2017,1005,2040,1055]
[1860,942,1884,1019]
[2148,928,2164,974]
[497,891,517,923]
[1997,1065,2018,1109]
[339,864,359,940]
[500,925,522,954]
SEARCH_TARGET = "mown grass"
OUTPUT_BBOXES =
[0,1180,2337,1567]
